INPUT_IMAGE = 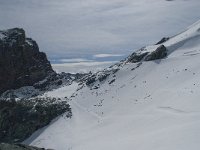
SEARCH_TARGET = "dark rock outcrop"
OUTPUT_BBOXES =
[127,45,167,63]
[0,28,54,94]
[0,143,47,150]
[86,75,96,86]
[155,37,169,45]
[0,97,71,143]
[33,72,86,91]
[128,51,148,63]
[145,45,167,61]
[0,72,87,99]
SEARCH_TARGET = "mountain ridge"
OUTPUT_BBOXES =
[24,20,200,150]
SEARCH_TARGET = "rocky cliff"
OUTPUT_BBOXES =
[0,28,54,94]
[0,97,71,143]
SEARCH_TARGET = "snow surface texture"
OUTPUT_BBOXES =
[24,21,200,150]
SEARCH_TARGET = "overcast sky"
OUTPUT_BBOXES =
[0,0,200,62]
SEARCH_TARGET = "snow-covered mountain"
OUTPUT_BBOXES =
[24,20,200,150]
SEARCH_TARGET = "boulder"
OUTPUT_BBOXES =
[145,45,167,61]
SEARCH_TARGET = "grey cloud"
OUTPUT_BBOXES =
[0,0,200,60]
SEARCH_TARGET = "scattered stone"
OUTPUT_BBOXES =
[86,75,96,86]
[98,73,109,82]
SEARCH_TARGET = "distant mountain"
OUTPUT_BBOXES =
[1,18,200,150]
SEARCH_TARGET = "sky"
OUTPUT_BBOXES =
[0,0,200,68]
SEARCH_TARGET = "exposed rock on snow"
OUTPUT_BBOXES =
[0,97,71,143]
[0,143,46,150]
[155,37,170,45]
[0,72,87,99]
[127,45,167,63]
[145,45,167,61]
[127,50,148,63]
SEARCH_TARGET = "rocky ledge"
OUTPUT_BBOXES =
[0,143,49,150]
[127,44,167,63]
[0,28,54,94]
[0,97,71,143]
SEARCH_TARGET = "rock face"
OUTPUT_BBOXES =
[128,51,148,63]
[0,143,46,150]
[0,98,72,143]
[0,72,87,99]
[155,37,169,45]
[145,45,167,61]
[0,28,54,94]
[127,45,167,63]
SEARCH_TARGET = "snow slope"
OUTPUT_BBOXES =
[24,21,200,150]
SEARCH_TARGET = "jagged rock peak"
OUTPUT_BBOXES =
[0,28,54,94]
